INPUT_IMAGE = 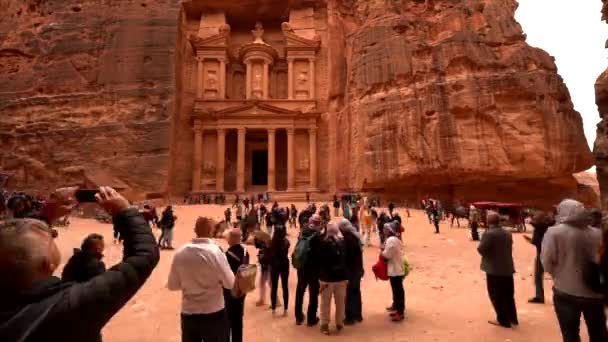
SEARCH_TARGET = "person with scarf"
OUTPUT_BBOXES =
[294,215,322,326]
[541,199,607,341]
[337,218,364,325]
[318,223,348,335]
[383,223,405,322]
[159,206,176,249]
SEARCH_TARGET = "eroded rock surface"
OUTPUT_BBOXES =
[0,0,594,206]
[594,0,608,210]
[0,0,178,195]
[333,0,592,205]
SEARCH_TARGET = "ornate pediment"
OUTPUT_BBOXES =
[282,22,321,52]
[189,25,231,51]
[192,100,320,121]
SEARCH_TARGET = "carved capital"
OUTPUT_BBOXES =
[286,57,296,63]
[193,120,203,132]
[238,127,247,135]
[267,128,276,135]
[217,128,226,136]
[308,127,317,135]
[286,128,295,136]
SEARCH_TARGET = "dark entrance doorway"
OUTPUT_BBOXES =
[251,150,268,186]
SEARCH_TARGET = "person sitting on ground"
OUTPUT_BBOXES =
[478,211,518,329]
[383,223,405,322]
[0,186,159,342]
[62,233,106,283]
[318,223,349,335]
[224,228,249,342]
[158,206,176,250]
[541,200,607,341]
[168,217,235,342]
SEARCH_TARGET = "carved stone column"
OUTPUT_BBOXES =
[309,58,316,99]
[216,128,226,192]
[287,58,294,100]
[245,62,252,99]
[197,57,204,99]
[237,127,246,192]
[309,127,318,190]
[267,128,276,191]
[263,62,269,99]
[192,121,203,192]
[219,58,226,99]
[287,128,295,191]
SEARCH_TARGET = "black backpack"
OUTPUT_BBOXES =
[325,238,347,274]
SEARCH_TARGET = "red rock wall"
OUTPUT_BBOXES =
[0,0,179,194]
[332,0,592,204]
[594,0,608,211]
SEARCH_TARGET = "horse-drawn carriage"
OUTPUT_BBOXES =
[471,201,526,232]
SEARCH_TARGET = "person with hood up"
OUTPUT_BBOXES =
[337,218,364,325]
[61,234,106,283]
[269,221,291,316]
[541,199,607,342]
[318,223,348,335]
[383,223,405,322]
[294,215,322,326]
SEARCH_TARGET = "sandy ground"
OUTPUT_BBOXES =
[52,204,584,342]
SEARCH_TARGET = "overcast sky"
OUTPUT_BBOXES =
[515,0,608,151]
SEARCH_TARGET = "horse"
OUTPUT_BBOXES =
[444,203,469,228]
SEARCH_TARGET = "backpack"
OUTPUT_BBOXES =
[227,248,257,297]
[325,238,347,274]
[292,232,316,270]
[372,254,389,281]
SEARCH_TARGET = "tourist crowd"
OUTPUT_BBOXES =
[1,186,607,342]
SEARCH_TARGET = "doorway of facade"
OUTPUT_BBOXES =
[251,150,268,186]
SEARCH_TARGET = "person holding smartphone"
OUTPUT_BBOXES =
[0,186,160,342]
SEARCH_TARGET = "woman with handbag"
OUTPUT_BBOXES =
[382,223,405,322]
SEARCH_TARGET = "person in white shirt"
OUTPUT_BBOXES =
[382,223,405,322]
[168,217,235,342]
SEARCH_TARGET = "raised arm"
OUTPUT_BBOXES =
[57,188,160,331]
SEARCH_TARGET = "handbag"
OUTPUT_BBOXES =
[372,254,389,281]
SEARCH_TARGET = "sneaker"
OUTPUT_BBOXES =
[336,324,344,332]
[391,313,405,322]
[296,316,304,326]
[356,317,364,323]
[386,306,396,312]
[528,297,544,304]
[255,300,265,307]
[321,324,330,335]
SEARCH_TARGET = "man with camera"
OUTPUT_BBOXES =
[0,186,160,342]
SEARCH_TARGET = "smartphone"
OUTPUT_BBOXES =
[75,189,100,203]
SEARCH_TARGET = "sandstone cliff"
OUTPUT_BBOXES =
[594,0,608,210]
[331,0,592,206]
[0,0,178,195]
[0,0,594,207]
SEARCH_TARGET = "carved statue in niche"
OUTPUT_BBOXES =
[252,64,263,98]
[205,70,218,90]
[295,69,309,99]
[232,71,245,99]
[252,22,266,44]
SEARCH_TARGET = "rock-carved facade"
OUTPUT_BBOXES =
[177,8,324,195]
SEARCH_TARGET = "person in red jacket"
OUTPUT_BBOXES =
[0,186,160,342]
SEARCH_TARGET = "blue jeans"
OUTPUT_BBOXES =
[553,289,608,342]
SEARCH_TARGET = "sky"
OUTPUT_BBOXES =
[515,0,608,151]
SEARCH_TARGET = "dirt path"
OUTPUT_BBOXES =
[53,204,577,342]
